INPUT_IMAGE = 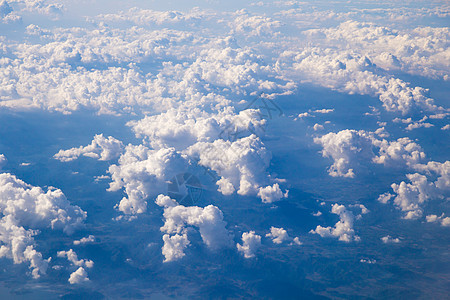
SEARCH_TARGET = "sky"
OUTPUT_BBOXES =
[0,0,449,299]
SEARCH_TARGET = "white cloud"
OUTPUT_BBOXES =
[237,231,261,258]
[68,267,89,284]
[314,130,373,178]
[129,107,266,151]
[156,194,232,262]
[186,135,286,201]
[310,204,361,242]
[371,137,425,166]
[280,47,442,115]
[93,7,213,28]
[230,9,283,37]
[257,183,287,203]
[161,233,189,263]
[297,112,311,119]
[108,146,189,215]
[426,214,450,227]
[13,0,63,16]
[57,249,94,269]
[441,124,450,130]
[313,108,334,114]
[381,235,401,244]
[54,134,124,162]
[405,122,434,131]
[0,154,6,169]
[302,21,450,80]
[381,160,449,219]
[73,235,95,245]
[266,227,290,244]
[292,237,302,245]
[390,173,434,219]
[315,129,426,177]
[442,217,450,227]
[313,123,324,131]
[360,259,376,264]
[0,1,13,17]
[377,192,393,204]
[0,172,86,278]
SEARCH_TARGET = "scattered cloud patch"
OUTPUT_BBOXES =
[54,134,124,162]
[237,231,261,258]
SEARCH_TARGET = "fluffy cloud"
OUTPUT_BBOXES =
[73,235,95,245]
[381,160,449,219]
[230,9,283,37]
[129,107,266,151]
[280,47,442,115]
[310,204,367,242]
[57,249,94,269]
[389,174,434,219]
[237,231,261,258]
[186,135,286,200]
[0,0,20,24]
[93,7,213,28]
[266,227,289,244]
[426,214,450,227]
[54,134,124,162]
[0,171,86,278]
[11,0,63,16]
[108,146,189,215]
[161,233,189,263]
[314,130,373,178]
[381,235,401,244]
[371,137,425,166]
[0,154,6,169]
[257,183,287,203]
[303,21,450,80]
[315,129,426,177]
[68,267,89,284]
[156,194,232,262]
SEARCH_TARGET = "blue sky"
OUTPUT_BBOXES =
[0,0,449,298]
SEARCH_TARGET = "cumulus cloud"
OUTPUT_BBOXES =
[54,134,124,162]
[296,112,311,119]
[280,47,442,115]
[381,235,401,244]
[0,172,86,278]
[108,146,189,215]
[57,249,94,269]
[129,107,266,151]
[0,154,6,169]
[315,129,426,177]
[405,122,434,131]
[389,173,434,219]
[426,214,450,227]
[73,235,95,245]
[156,194,232,262]
[257,183,288,203]
[93,7,212,28]
[265,226,301,245]
[381,160,449,220]
[13,0,63,16]
[68,267,89,284]
[161,233,189,263]
[230,9,283,37]
[310,204,363,242]
[314,130,373,178]
[303,21,450,80]
[186,135,286,201]
[237,231,261,258]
